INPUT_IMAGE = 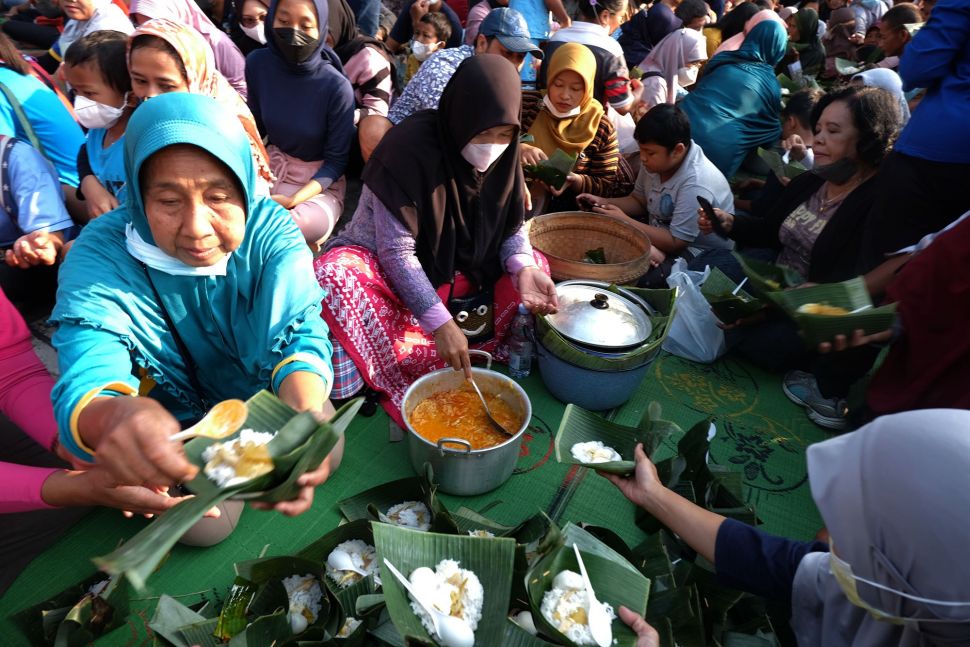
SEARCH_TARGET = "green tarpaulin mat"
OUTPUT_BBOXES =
[0,352,827,645]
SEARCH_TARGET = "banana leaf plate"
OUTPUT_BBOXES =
[336,464,459,534]
[373,522,517,646]
[765,276,897,346]
[94,393,361,590]
[554,402,680,474]
[756,148,807,181]
[732,253,803,297]
[524,149,577,190]
[15,573,130,646]
[296,519,381,621]
[700,267,765,323]
[526,524,650,647]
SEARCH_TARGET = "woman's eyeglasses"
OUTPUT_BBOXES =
[240,15,266,28]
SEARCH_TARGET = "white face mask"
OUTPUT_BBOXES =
[542,93,582,119]
[74,93,126,130]
[677,66,699,88]
[411,39,436,62]
[461,142,509,172]
[125,223,231,277]
[241,22,268,45]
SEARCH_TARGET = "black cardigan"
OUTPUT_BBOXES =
[730,172,878,284]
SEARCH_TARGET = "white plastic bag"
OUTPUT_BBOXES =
[662,259,726,364]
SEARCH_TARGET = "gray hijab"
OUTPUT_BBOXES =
[791,409,970,646]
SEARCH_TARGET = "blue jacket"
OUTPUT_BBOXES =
[895,0,970,164]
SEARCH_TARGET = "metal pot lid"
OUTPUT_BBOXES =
[546,283,653,349]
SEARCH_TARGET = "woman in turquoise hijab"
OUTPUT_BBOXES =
[51,93,336,517]
[679,21,787,179]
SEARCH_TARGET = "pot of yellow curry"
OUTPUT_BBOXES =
[401,350,532,495]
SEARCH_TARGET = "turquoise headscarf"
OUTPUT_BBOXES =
[51,93,333,459]
[679,21,786,178]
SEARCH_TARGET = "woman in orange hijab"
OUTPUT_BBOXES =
[519,43,632,214]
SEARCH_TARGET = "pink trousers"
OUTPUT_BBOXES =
[268,145,346,249]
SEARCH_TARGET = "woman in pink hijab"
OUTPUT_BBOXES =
[130,0,248,98]
[713,8,786,56]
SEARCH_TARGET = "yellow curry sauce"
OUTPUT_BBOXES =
[409,384,522,450]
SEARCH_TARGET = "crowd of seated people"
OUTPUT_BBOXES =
[0,0,967,641]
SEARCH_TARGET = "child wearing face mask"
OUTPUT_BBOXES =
[635,28,708,115]
[62,30,133,223]
[405,12,451,84]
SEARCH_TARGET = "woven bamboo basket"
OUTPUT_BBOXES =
[528,212,652,284]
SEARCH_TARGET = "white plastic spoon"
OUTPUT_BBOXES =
[327,549,370,577]
[383,558,475,647]
[732,276,749,296]
[573,544,613,647]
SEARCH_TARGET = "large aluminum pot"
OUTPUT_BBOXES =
[400,351,532,496]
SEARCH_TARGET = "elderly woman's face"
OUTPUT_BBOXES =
[812,100,860,168]
[142,145,246,267]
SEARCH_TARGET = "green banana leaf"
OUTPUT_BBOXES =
[765,276,897,346]
[536,287,677,372]
[523,149,577,190]
[149,595,222,647]
[553,401,679,474]
[526,523,650,647]
[503,617,558,645]
[226,554,343,644]
[834,57,864,76]
[756,148,807,181]
[15,572,129,646]
[452,506,520,536]
[94,394,361,590]
[732,253,803,297]
[296,519,380,618]
[373,522,517,646]
[700,267,765,323]
[337,464,458,534]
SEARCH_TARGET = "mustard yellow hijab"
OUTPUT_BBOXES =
[529,43,604,158]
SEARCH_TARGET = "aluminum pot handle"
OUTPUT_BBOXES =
[437,438,472,455]
[467,349,493,370]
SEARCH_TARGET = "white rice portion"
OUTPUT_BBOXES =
[282,574,323,625]
[337,616,363,637]
[201,429,276,487]
[408,559,484,639]
[570,441,622,464]
[325,539,381,587]
[540,570,616,646]
[379,501,431,531]
[467,529,495,538]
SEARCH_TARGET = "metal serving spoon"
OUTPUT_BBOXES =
[467,377,514,438]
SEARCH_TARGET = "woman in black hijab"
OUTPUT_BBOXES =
[314,55,559,424]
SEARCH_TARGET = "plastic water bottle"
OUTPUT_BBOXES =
[507,304,534,378]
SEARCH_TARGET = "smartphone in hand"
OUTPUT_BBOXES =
[697,195,729,238]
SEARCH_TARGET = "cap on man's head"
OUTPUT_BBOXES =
[478,8,544,58]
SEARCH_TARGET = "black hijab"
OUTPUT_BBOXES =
[717,2,760,41]
[362,55,525,288]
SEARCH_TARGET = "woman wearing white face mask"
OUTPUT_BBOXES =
[520,43,633,214]
[604,408,970,646]
[232,0,271,55]
[63,30,135,222]
[315,55,559,426]
[635,28,708,116]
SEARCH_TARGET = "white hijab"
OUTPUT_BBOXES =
[639,28,709,105]
[853,68,911,124]
[791,410,970,646]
